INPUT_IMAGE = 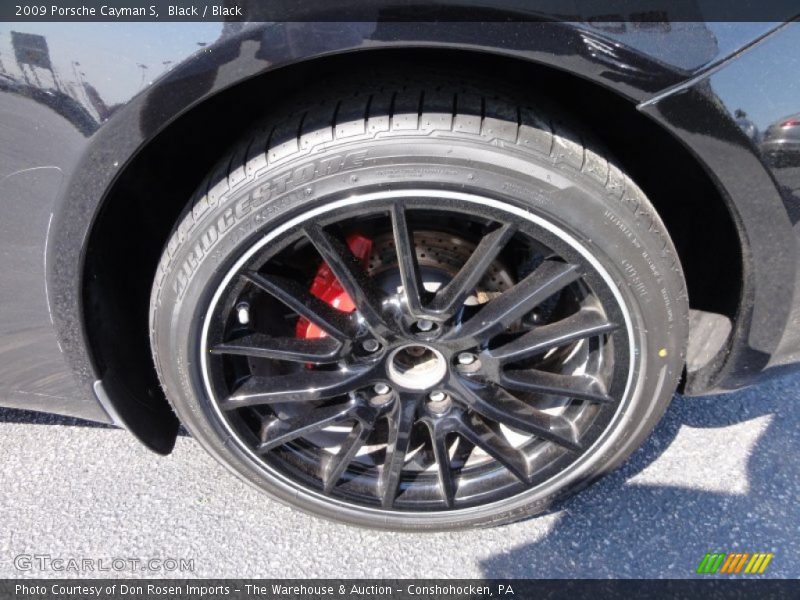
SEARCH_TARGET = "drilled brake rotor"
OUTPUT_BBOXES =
[367,230,514,303]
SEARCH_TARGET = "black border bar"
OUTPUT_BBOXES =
[2,579,799,600]
[2,0,800,22]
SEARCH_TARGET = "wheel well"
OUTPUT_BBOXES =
[83,48,742,450]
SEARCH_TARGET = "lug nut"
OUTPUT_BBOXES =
[373,383,391,395]
[362,339,380,353]
[457,352,477,365]
[428,391,447,402]
[427,390,450,413]
[236,302,250,325]
[416,319,434,332]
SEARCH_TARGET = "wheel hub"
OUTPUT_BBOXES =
[386,344,448,390]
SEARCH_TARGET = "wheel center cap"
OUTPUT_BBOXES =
[387,344,447,390]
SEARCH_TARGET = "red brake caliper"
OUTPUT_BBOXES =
[295,233,373,339]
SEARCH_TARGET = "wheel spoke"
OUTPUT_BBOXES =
[379,398,418,508]
[500,369,613,403]
[256,401,356,453]
[429,223,516,316]
[454,414,529,482]
[221,368,371,410]
[210,334,342,364]
[242,271,357,340]
[488,308,617,364]
[449,379,582,452]
[304,223,389,337]
[323,419,374,493]
[390,205,424,313]
[445,259,581,345]
[426,423,456,507]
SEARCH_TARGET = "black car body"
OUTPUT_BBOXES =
[1,5,799,527]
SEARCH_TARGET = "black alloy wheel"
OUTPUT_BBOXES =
[202,193,628,511]
[150,70,688,529]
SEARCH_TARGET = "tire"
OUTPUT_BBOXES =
[149,69,689,530]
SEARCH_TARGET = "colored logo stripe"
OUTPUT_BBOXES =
[697,553,773,574]
[745,553,773,574]
[697,554,725,574]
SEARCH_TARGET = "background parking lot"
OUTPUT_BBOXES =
[1,372,798,579]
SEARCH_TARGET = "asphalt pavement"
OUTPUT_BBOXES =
[1,371,798,579]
